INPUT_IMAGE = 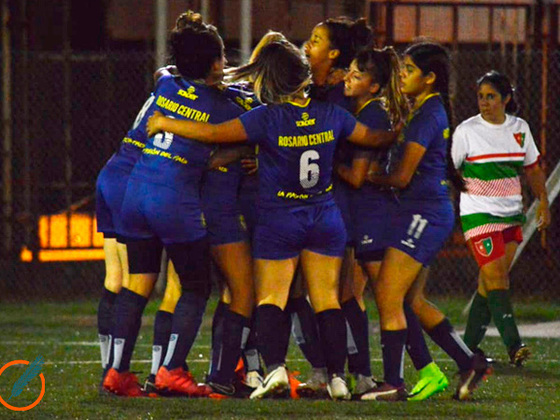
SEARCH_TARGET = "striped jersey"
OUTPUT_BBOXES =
[451,114,540,239]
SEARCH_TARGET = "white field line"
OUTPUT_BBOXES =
[1,320,559,348]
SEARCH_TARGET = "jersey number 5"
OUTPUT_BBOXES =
[300,150,320,188]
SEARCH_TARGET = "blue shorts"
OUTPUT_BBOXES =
[95,165,130,237]
[201,168,248,246]
[388,200,455,265]
[253,200,346,260]
[204,208,248,246]
[120,179,206,244]
[352,191,397,261]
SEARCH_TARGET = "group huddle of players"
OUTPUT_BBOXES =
[94,9,549,401]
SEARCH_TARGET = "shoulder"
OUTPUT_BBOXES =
[456,114,483,132]
[506,114,530,130]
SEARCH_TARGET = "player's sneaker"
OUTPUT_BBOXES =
[454,352,491,400]
[408,362,449,401]
[361,382,408,401]
[327,375,351,400]
[102,368,153,397]
[249,365,290,399]
[155,366,211,397]
[208,381,254,399]
[296,367,328,398]
[244,370,264,389]
[509,344,530,367]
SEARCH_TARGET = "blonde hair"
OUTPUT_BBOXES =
[229,40,311,104]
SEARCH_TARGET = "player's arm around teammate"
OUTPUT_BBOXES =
[148,39,397,401]
[362,42,490,401]
[451,71,550,366]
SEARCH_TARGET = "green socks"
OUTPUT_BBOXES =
[487,289,522,350]
[463,293,492,350]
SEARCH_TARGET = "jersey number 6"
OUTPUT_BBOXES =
[300,150,320,189]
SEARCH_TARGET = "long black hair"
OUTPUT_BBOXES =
[405,42,465,192]
[322,17,373,69]
[168,11,224,80]
[477,70,518,114]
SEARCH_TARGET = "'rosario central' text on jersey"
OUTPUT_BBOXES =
[395,94,450,201]
[239,98,357,209]
[130,75,243,196]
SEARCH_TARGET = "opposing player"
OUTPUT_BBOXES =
[147,39,397,400]
[452,70,550,366]
[361,42,489,401]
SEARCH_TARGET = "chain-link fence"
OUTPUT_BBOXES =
[1,46,559,301]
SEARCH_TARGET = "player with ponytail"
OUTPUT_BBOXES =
[361,42,489,401]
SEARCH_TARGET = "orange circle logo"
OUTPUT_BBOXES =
[0,360,46,411]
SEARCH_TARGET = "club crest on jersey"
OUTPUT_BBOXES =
[296,112,316,127]
[178,86,198,101]
[475,237,493,257]
[513,132,525,148]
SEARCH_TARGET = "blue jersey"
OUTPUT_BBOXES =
[130,75,243,198]
[393,94,451,201]
[105,94,156,172]
[202,82,260,206]
[239,98,357,209]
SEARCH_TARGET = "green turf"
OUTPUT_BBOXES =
[0,297,559,419]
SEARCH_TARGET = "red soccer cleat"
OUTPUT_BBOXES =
[155,366,211,397]
[102,368,154,397]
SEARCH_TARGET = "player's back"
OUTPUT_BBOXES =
[131,74,243,196]
[239,98,357,209]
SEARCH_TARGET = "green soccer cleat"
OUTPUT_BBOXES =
[408,362,449,401]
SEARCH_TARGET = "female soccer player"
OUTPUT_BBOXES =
[360,42,489,401]
[337,46,448,401]
[102,11,245,398]
[298,17,375,394]
[95,92,153,387]
[452,70,550,366]
[147,39,396,400]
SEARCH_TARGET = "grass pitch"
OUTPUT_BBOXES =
[0,297,559,419]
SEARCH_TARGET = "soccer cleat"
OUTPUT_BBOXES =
[249,365,290,399]
[155,366,211,397]
[454,352,491,400]
[208,381,254,399]
[473,348,496,365]
[288,370,302,399]
[509,344,530,367]
[351,374,379,399]
[98,368,112,396]
[296,367,328,398]
[327,375,351,401]
[102,368,153,397]
[408,362,449,401]
[244,370,264,389]
[142,374,157,393]
[361,382,408,401]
